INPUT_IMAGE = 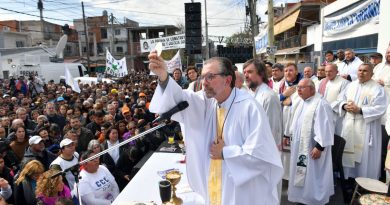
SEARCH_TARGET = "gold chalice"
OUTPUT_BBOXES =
[165,170,182,205]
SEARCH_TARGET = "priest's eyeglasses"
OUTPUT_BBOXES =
[200,72,224,82]
[297,85,311,90]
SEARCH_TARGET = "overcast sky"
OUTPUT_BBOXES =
[0,0,298,38]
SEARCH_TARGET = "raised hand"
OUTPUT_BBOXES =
[148,50,168,82]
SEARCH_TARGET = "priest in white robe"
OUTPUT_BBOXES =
[372,46,390,180]
[338,48,363,81]
[318,63,350,136]
[287,78,335,205]
[243,59,283,147]
[279,63,303,179]
[339,63,387,179]
[148,53,283,205]
[243,59,283,201]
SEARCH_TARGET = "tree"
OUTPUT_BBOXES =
[225,31,252,47]
[175,20,185,34]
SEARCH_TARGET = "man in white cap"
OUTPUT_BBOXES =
[21,135,56,170]
[50,138,79,195]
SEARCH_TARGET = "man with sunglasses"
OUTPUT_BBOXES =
[148,51,283,205]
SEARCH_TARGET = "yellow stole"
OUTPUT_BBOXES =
[208,107,225,205]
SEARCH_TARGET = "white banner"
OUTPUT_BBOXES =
[165,50,182,73]
[255,27,268,54]
[65,65,81,93]
[141,34,186,53]
[106,49,128,77]
[323,0,380,36]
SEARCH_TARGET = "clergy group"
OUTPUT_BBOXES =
[147,45,390,205]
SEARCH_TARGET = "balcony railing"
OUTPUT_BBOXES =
[275,34,306,50]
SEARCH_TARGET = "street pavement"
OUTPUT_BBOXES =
[281,179,346,205]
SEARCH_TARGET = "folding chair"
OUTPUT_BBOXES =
[350,177,387,205]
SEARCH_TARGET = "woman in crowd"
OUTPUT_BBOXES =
[116,120,128,139]
[97,122,112,144]
[87,140,103,156]
[123,121,136,140]
[14,160,45,205]
[73,107,86,126]
[58,105,68,119]
[101,126,128,190]
[31,110,41,123]
[186,66,202,92]
[9,125,29,162]
[36,169,72,205]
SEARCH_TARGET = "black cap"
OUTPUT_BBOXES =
[370,52,383,59]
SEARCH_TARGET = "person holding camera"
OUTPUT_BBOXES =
[28,75,44,98]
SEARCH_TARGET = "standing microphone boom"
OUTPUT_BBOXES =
[152,101,189,124]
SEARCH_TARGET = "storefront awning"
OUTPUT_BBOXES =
[275,44,313,56]
[274,9,300,36]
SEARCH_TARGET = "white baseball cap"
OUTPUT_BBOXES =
[60,138,74,148]
[29,135,43,145]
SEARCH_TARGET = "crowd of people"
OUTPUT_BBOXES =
[0,70,182,205]
[0,45,387,205]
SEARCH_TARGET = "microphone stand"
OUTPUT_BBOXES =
[52,122,167,205]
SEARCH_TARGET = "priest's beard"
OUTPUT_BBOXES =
[204,87,216,98]
[248,81,259,90]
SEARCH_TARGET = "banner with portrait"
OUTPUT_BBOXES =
[140,34,186,53]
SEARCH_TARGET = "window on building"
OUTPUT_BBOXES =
[16,41,24,47]
[65,45,72,54]
[101,28,107,39]
[116,46,123,53]
[115,29,121,36]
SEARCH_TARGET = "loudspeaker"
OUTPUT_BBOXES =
[185,2,202,54]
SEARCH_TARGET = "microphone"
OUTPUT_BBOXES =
[152,101,189,124]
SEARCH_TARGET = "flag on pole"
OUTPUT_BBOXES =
[106,49,128,77]
[65,65,81,93]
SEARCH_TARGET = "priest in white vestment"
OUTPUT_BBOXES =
[243,59,283,201]
[243,59,283,147]
[279,63,303,180]
[318,64,350,136]
[339,63,387,179]
[148,53,283,205]
[338,48,363,81]
[287,78,335,205]
[372,46,390,180]
[269,63,285,93]
[303,66,319,90]
[334,49,345,71]
[372,46,390,112]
